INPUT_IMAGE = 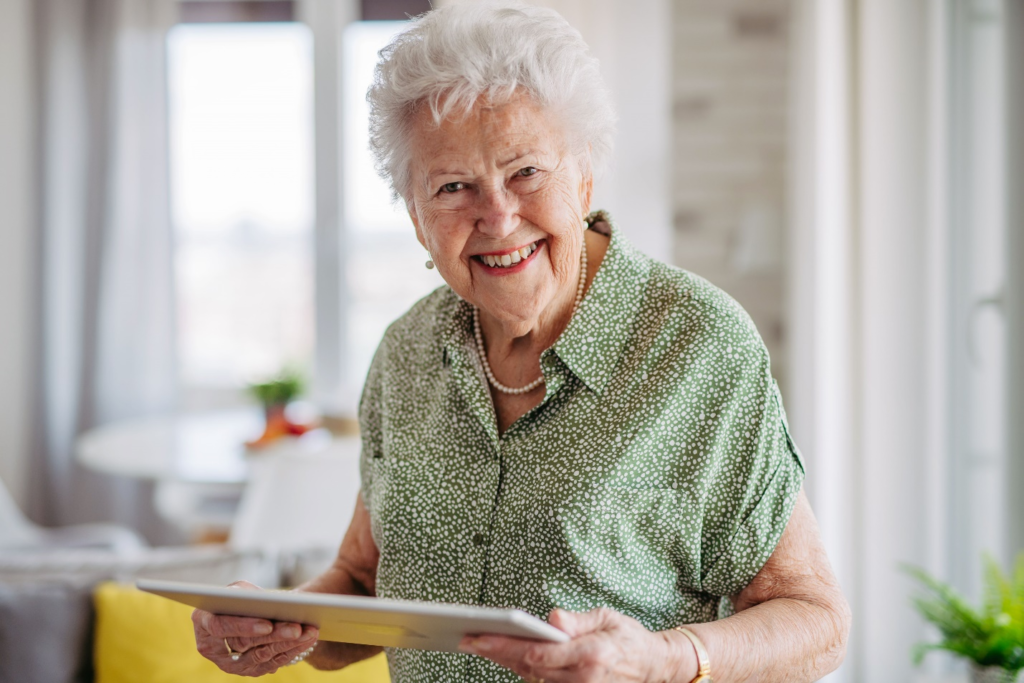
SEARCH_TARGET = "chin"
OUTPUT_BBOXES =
[479,302,538,326]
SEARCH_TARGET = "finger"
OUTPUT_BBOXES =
[197,610,275,640]
[461,620,623,674]
[459,636,584,683]
[234,622,318,651]
[240,636,318,676]
[198,581,272,640]
[548,607,617,638]
[460,635,572,672]
[248,643,315,678]
[245,632,317,666]
[227,620,313,652]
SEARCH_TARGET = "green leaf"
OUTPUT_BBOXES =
[903,557,1024,669]
[247,367,306,406]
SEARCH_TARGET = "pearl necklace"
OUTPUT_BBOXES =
[473,242,588,395]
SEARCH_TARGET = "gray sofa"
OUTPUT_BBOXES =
[0,546,277,683]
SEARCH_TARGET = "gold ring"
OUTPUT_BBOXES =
[224,638,242,662]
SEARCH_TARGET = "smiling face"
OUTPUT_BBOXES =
[405,93,593,339]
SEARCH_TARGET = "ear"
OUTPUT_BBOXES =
[579,170,594,216]
[577,145,594,214]
[407,200,427,250]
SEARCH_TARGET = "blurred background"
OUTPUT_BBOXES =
[0,0,1020,681]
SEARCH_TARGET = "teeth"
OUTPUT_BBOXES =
[481,241,538,268]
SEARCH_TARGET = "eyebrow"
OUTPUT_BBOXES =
[426,168,471,186]
[423,149,543,185]
[429,167,470,178]
[498,150,537,167]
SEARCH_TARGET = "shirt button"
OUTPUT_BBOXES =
[472,533,487,546]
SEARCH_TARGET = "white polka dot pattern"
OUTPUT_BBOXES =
[357,214,805,682]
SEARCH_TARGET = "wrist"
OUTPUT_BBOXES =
[673,627,712,683]
[654,628,699,683]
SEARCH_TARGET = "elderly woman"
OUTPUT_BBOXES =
[192,3,850,681]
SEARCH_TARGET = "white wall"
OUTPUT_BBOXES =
[0,0,35,507]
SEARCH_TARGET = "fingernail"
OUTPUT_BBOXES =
[471,638,492,652]
[282,625,301,639]
[255,623,273,635]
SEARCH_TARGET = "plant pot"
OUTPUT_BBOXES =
[263,403,287,424]
[971,664,1021,683]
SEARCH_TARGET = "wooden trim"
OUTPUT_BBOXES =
[179,1,294,24]
[360,0,430,22]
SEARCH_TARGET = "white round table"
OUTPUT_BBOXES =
[75,410,363,543]
[76,410,263,484]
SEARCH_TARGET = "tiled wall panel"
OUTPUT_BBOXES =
[672,0,791,388]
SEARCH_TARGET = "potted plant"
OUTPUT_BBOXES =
[905,553,1024,683]
[245,368,313,449]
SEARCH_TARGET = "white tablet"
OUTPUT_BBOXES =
[137,579,569,653]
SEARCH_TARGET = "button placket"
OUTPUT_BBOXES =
[466,447,502,606]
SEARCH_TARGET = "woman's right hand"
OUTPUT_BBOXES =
[192,581,320,677]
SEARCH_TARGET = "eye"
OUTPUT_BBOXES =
[440,182,465,194]
[517,167,538,177]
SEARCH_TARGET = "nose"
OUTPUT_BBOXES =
[474,183,519,239]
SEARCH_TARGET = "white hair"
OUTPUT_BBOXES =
[367,1,616,201]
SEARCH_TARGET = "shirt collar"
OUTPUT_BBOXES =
[440,292,476,360]
[550,219,651,394]
[439,216,652,396]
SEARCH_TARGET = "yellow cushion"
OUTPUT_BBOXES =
[93,582,390,683]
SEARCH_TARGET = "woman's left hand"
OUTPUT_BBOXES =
[458,607,691,683]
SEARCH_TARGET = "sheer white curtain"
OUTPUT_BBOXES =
[1006,0,1024,572]
[788,2,939,680]
[789,1,1017,681]
[29,0,179,542]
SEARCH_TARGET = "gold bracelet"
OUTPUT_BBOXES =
[673,626,713,683]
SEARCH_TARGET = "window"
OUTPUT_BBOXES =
[341,20,444,397]
[168,21,315,407]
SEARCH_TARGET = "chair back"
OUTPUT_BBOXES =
[229,437,362,553]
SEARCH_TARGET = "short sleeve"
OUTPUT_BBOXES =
[698,374,805,597]
[358,342,386,514]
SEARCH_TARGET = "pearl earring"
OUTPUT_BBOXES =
[582,217,589,231]
[425,259,434,269]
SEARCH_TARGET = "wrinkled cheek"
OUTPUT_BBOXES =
[436,263,473,300]
[549,237,582,282]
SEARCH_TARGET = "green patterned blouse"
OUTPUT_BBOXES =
[358,216,805,682]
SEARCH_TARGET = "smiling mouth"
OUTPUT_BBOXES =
[473,241,540,269]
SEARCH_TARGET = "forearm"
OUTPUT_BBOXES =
[294,560,383,670]
[663,594,850,683]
